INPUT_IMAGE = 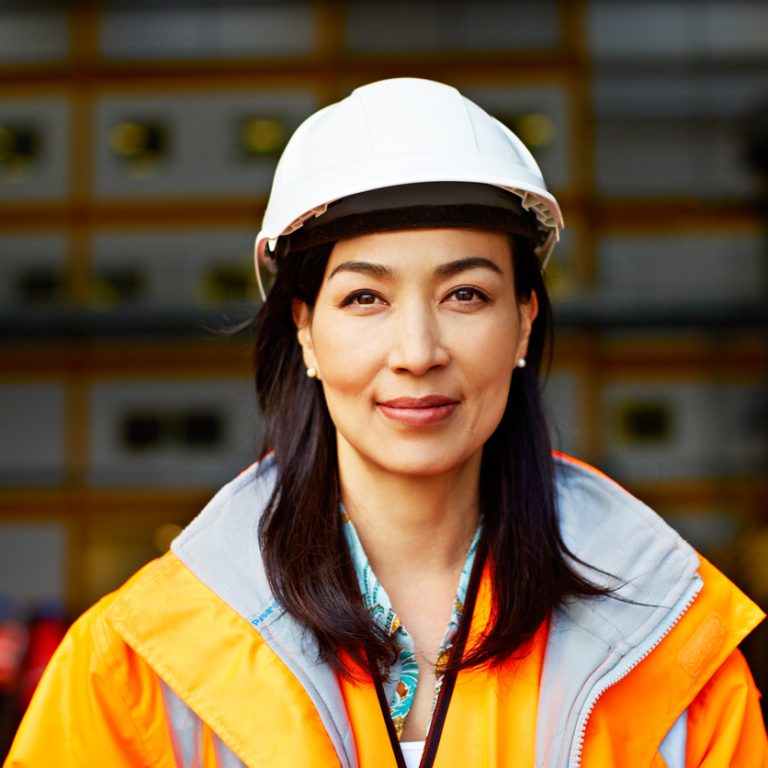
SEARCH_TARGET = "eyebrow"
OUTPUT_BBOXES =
[433,257,503,278]
[327,261,393,280]
[328,256,503,281]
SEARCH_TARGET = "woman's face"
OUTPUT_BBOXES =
[293,228,537,479]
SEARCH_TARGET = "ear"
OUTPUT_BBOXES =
[291,299,321,379]
[516,289,539,361]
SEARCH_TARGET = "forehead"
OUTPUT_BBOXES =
[326,228,513,272]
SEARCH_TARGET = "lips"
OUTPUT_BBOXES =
[376,395,459,426]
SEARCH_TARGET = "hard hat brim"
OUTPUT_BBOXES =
[286,182,540,252]
[256,157,562,261]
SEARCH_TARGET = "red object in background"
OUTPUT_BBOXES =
[17,611,66,713]
[0,620,26,692]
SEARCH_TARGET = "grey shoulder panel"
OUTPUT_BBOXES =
[170,456,357,768]
[537,456,702,766]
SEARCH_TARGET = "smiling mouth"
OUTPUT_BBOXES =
[376,395,459,426]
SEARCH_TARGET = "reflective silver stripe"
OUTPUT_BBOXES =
[160,680,247,768]
[161,681,204,767]
[213,734,249,768]
[658,710,688,768]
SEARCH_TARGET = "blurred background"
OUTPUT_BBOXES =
[0,0,766,751]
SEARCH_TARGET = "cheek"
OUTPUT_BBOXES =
[451,310,520,373]
[455,314,518,424]
[311,320,381,398]
[480,365,514,421]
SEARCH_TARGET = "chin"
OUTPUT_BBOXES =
[369,446,478,479]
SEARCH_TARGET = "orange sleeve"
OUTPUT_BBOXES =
[4,597,174,768]
[686,649,768,767]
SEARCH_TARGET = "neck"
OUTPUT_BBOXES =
[337,440,481,581]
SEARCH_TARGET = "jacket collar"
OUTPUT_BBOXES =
[109,453,762,767]
[110,455,356,767]
[538,454,704,766]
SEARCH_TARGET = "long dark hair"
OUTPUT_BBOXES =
[252,232,609,679]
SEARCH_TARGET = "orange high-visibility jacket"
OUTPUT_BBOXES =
[6,455,767,767]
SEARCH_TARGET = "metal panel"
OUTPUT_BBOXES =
[597,232,766,306]
[0,233,68,306]
[88,378,259,487]
[0,382,66,486]
[93,91,316,199]
[592,68,763,199]
[100,2,315,59]
[589,0,768,59]
[593,73,767,121]
[0,523,67,607]
[346,0,560,52]
[0,8,70,64]
[90,228,256,308]
[601,379,767,480]
[594,119,755,198]
[0,99,69,201]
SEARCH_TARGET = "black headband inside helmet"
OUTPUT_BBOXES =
[286,182,541,252]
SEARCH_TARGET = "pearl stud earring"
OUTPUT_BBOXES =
[306,367,317,378]
[516,358,527,369]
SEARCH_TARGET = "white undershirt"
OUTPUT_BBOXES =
[400,740,426,768]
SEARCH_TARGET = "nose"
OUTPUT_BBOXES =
[386,298,450,375]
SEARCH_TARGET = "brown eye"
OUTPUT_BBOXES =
[339,290,386,308]
[444,286,491,305]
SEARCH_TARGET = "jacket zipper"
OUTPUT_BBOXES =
[570,575,703,766]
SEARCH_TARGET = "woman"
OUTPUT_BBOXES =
[7,78,767,767]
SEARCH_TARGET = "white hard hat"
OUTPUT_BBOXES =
[254,77,563,284]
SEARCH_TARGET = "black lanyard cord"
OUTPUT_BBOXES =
[373,673,409,768]
[371,541,488,768]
